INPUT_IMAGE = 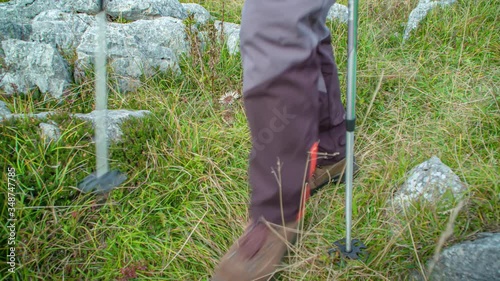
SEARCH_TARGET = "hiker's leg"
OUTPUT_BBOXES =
[212,1,337,279]
[242,0,335,224]
[317,26,347,166]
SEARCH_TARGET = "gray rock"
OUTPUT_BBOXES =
[327,3,348,23]
[0,39,71,99]
[0,0,57,20]
[0,100,12,121]
[3,111,55,120]
[0,0,99,20]
[0,19,32,41]
[391,156,467,209]
[59,0,100,14]
[39,122,61,142]
[426,233,500,280]
[73,109,151,141]
[130,17,189,57]
[214,21,240,55]
[31,10,95,50]
[182,3,211,25]
[404,0,457,40]
[106,0,187,21]
[75,17,186,92]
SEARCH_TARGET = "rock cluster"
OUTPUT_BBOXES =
[1,0,458,97]
[0,0,216,140]
[0,0,460,139]
[0,0,219,95]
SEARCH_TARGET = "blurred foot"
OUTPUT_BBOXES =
[211,218,298,281]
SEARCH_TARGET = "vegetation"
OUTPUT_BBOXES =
[0,0,498,280]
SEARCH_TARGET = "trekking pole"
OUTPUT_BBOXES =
[77,0,126,194]
[95,0,108,179]
[330,0,368,260]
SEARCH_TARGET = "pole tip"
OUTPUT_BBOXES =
[329,238,368,261]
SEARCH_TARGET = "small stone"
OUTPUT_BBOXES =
[0,101,12,121]
[214,21,240,55]
[39,122,61,142]
[390,156,467,209]
[73,109,151,141]
[1,111,56,121]
[327,3,348,23]
[403,0,457,40]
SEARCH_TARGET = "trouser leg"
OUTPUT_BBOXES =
[241,0,337,224]
[317,32,347,166]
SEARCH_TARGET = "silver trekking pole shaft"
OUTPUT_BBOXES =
[345,0,359,253]
[95,0,109,178]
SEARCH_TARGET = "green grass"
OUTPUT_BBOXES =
[1,0,499,280]
[180,0,243,24]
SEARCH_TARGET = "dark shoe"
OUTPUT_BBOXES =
[211,219,298,281]
[309,157,359,195]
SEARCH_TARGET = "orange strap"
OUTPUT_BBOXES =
[297,141,319,220]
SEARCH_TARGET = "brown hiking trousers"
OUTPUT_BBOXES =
[241,0,346,224]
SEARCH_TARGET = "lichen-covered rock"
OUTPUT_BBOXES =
[391,156,467,209]
[425,233,500,281]
[75,16,186,92]
[106,0,187,21]
[130,17,189,58]
[3,111,55,120]
[31,10,95,50]
[0,39,71,99]
[0,19,32,41]
[327,3,348,23]
[0,0,99,20]
[214,21,240,55]
[404,0,457,40]
[73,109,151,141]
[182,3,211,25]
[0,0,57,20]
[60,0,100,14]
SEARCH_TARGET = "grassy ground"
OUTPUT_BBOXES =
[1,0,498,280]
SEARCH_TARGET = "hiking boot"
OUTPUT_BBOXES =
[211,218,299,281]
[309,157,359,195]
